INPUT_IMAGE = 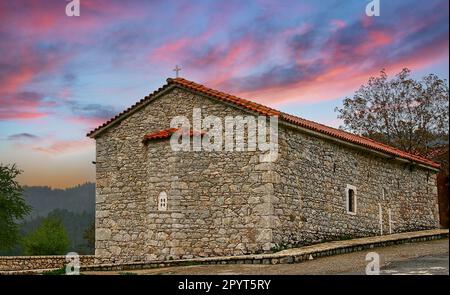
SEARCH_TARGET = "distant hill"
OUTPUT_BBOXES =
[23,183,95,219]
[0,183,96,256]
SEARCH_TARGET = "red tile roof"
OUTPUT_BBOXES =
[88,77,440,169]
[142,128,206,143]
[422,145,449,161]
[143,128,179,141]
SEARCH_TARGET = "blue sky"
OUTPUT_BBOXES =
[0,0,448,187]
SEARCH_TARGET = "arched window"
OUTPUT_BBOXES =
[158,192,168,211]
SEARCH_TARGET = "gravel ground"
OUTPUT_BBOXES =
[84,238,449,275]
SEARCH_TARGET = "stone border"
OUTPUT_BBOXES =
[0,268,63,275]
[1,229,447,275]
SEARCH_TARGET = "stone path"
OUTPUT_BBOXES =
[380,253,449,275]
[85,238,449,275]
[81,229,448,273]
[3,229,447,275]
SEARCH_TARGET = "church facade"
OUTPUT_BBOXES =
[88,78,440,264]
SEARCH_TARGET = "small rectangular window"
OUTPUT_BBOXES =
[158,192,168,211]
[346,184,357,215]
[348,189,355,211]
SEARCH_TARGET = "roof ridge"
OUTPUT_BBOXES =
[169,77,281,115]
[88,77,440,169]
[168,78,438,167]
[282,111,396,148]
[280,111,438,166]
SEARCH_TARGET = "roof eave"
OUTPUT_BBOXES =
[280,120,440,172]
[86,78,440,171]
[87,84,177,139]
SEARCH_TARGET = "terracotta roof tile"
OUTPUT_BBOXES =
[143,128,206,143]
[142,128,179,142]
[422,145,449,161]
[88,77,440,169]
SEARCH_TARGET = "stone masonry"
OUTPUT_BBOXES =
[0,255,95,272]
[90,80,440,264]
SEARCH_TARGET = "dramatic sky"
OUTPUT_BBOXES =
[0,0,448,188]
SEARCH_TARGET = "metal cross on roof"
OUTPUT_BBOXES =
[173,65,181,78]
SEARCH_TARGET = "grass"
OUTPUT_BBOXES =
[42,266,66,275]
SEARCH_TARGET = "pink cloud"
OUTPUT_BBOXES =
[0,0,147,40]
[150,34,267,90]
[1,67,35,94]
[355,31,393,55]
[198,8,448,107]
[235,37,448,106]
[206,37,266,88]
[149,3,234,66]
[0,91,53,121]
[67,116,110,129]
[330,19,346,30]
[0,111,48,120]
[32,138,92,154]
[152,38,194,62]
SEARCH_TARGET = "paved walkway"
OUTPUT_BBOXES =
[85,238,449,275]
[82,229,448,275]
[381,253,448,275]
[4,229,446,275]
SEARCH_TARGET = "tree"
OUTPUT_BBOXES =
[336,68,449,155]
[22,217,70,255]
[83,221,95,250]
[0,164,31,251]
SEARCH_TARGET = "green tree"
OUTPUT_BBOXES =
[336,68,449,154]
[23,217,70,255]
[0,164,31,251]
[83,221,95,250]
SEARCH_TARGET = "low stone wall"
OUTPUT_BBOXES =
[0,255,95,272]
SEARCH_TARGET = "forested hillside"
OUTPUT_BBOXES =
[0,183,95,255]
[23,183,95,219]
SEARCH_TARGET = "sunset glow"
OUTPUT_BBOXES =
[0,0,448,188]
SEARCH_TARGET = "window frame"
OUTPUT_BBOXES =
[345,184,357,215]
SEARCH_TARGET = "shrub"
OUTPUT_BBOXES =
[23,217,70,255]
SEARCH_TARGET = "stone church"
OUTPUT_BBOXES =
[87,78,440,264]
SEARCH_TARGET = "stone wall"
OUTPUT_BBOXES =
[95,88,272,263]
[271,126,439,248]
[145,142,273,261]
[0,255,95,271]
[94,86,439,263]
